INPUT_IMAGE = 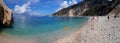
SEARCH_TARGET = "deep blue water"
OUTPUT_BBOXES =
[2,14,88,37]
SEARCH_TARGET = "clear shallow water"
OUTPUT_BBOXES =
[2,14,88,43]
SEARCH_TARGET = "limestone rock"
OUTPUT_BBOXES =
[0,0,13,27]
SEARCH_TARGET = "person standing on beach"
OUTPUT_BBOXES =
[107,16,109,20]
[114,15,117,18]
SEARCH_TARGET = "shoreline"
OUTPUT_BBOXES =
[0,16,120,43]
[0,16,88,43]
[54,17,90,43]
[54,16,120,43]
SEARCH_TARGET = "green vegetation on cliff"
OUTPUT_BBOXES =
[53,0,120,16]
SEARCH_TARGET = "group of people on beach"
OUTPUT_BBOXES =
[90,15,117,21]
[107,15,117,20]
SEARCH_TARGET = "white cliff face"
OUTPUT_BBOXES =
[0,0,13,26]
[69,9,74,17]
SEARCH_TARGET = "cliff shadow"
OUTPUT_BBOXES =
[0,24,13,33]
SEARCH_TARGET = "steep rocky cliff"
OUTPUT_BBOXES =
[0,0,13,27]
[53,0,120,17]
[108,4,120,17]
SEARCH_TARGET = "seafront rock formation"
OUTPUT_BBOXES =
[53,0,120,17]
[0,0,13,27]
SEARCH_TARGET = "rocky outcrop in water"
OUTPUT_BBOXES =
[0,0,13,27]
[53,0,120,17]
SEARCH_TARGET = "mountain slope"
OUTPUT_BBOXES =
[108,4,120,17]
[53,0,120,17]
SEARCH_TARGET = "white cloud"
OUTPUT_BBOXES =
[71,0,77,5]
[14,2,31,14]
[28,11,41,16]
[69,0,77,5]
[56,0,78,12]
[14,0,41,16]
[56,1,69,12]
[69,0,72,5]
[29,0,40,3]
[61,1,69,8]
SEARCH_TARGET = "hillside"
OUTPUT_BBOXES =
[53,0,120,17]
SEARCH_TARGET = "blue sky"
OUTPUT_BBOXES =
[4,0,82,16]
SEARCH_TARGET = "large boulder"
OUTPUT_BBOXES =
[0,0,13,27]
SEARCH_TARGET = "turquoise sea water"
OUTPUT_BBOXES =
[2,14,88,43]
